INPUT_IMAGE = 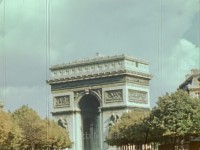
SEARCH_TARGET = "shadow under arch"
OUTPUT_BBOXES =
[77,92,101,150]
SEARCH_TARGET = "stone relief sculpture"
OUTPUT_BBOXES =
[128,89,147,104]
[74,89,102,101]
[58,117,68,130]
[74,91,83,100]
[54,95,70,107]
[105,89,123,103]
[126,76,149,85]
[92,89,102,99]
[108,113,120,128]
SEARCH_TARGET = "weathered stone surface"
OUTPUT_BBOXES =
[48,54,152,150]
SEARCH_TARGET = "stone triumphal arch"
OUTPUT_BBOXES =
[47,54,152,150]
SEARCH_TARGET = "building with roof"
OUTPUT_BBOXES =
[179,69,200,99]
[47,54,152,150]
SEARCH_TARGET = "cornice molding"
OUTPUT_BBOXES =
[50,54,149,70]
[51,105,150,114]
[47,70,152,84]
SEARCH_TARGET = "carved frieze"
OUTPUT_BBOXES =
[125,76,149,85]
[50,60,126,79]
[54,95,70,107]
[104,89,123,103]
[51,76,125,91]
[128,89,148,104]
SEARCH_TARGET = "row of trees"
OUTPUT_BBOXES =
[106,90,200,148]
[0,105,71,149]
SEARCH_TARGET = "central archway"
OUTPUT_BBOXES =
[79,94,100,150]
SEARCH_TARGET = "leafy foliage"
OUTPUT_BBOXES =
[11,105,72,149]
[0,110,23,149]
[106,90,200,147]
[149,90,200,144]
[106,109,150,146]
[12,105,46,149]
[44,119,72,149]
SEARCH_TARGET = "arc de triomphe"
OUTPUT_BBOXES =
[47,54,152,150]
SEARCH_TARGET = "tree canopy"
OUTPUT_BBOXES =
[0,110,23,149]
[11,105,72,149]
[149,90,200,144]
[106,109,150,146]
[106,90,200,148]
[12,105,46,149]
[44,119,72,149]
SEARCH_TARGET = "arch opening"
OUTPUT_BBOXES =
[78,94,100,150]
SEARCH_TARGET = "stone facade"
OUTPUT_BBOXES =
[179,69,200,99]
[47,54,152,150]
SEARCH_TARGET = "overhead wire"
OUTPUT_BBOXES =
[158,0,163,97]
[3,0,6,109]
[45,0,51,145]
[198,0,200,70]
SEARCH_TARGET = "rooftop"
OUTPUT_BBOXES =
[50,54,149,70]
[179,69,200,89]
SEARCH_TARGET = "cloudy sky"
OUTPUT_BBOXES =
[0,0,199,117]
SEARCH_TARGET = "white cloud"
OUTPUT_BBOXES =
[48,0,200,71]
[162,39,199,91]
[0,0,199,115]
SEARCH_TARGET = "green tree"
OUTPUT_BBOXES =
[12,105,46,150]
[44,119,72,149]
[0,110,23,149]
[106,109,150,146]
[12,105,72,149]
[149,90,200,146]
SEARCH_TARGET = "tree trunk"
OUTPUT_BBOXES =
[31,144,35,150]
